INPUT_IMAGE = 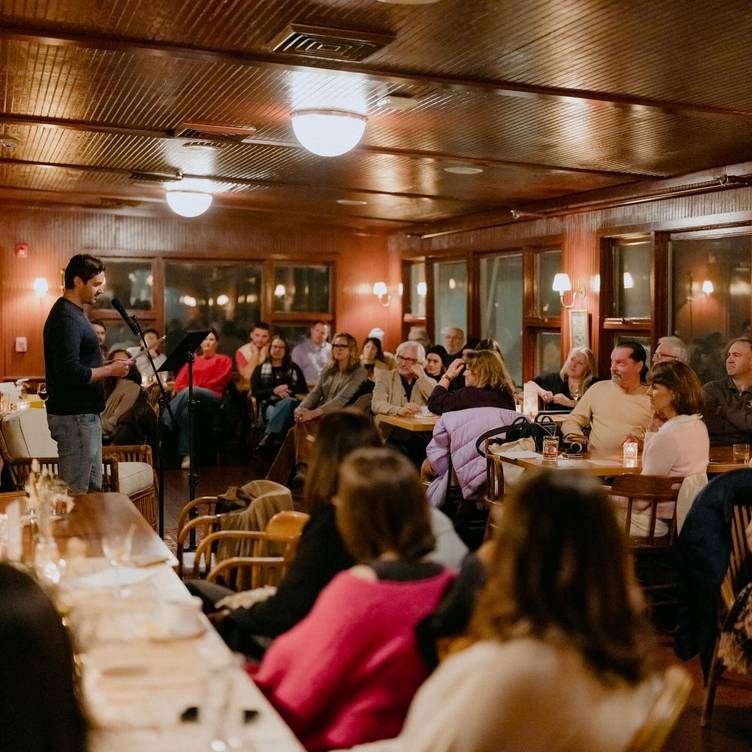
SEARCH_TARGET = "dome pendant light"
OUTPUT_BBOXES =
[165,190,213,217]
[291,109,367,157]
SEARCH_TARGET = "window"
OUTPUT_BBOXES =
[480,253,523,384]
[670,232,752,383]
[92,260,153,311]
[408,262,427,319]
[164,262,263,357]
[273,264,331,313]
[536,249,562,318]
[433,259,467,346]
[610,239,652,320]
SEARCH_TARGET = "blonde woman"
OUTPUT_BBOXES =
[526,346,597,411]
[427,349,516,414]
[267,333,368,484]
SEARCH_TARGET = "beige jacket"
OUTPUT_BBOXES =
[371,368,436,416]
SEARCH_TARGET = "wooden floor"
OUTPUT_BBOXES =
[162,459,752,752]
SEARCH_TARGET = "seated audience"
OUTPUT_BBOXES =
[427,349,516,415]
[626,360,709,536]
[348,471,661,752]
[252,335,307,453]
[235,321,270,385]
[91,317,108,361]
[424,345,448,379]
[702,336,752,446]
[407,325,431,349]
[164,329,232,469]
[254,448,455,752]
[292,320,331,387]
[0,563,87,752]
[372,341,437,466]
[425,390,518,547]
[360,336,391,380]
[652,335,689,365]
[266,333,367,484]
[443,327,466,359]
[525,346,597,411]
[366,327,396,368]
[101,346,158,449]
[129,327,167,386]
[210,411,382,658]
[561,341,651,451]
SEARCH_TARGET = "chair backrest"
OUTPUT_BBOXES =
[721,498,752,610]
[6,456,119,493]
[624,665,692,752]
[0,408,58,460]
[610,474,683,545]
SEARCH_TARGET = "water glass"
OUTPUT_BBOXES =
[732,443,750,463]
[542,436,559,461]
[623,440,639,467]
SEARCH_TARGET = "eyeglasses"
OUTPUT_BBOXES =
[332,343,349,349]
[397,355,418,364]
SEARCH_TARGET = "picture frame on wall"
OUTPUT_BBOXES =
[569,309,590,350]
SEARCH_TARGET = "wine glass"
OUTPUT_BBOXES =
[37,382,48,402]
[101,526,134,597]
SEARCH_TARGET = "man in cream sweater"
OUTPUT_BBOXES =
[561,341,652,451]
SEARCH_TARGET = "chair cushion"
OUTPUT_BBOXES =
[117,461,153,495]
[1,408,58,458]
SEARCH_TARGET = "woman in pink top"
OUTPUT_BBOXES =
[254,448,455,752]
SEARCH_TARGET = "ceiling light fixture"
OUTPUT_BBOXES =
[443,165,484,175]
[291,109,367,157]
[165,190,213,218]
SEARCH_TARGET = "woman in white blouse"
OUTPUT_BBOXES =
[640,360,709,533]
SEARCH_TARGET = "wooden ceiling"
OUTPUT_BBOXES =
[1,0,752,231]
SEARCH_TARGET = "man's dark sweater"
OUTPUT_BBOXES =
[702,377,752,445]
[44,297,105,415]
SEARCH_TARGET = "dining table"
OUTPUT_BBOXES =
[376,413,439,432]
[1,491,304,752]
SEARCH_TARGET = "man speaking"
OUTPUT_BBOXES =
[43,254,131,492]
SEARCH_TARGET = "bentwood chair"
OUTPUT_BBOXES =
[700,496,752,727]
[624,665,692,752]
[203,510,309,591]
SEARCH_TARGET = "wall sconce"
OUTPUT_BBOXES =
[274,284,286,298]
[702,280,714,296]
[372,281,391,306]
[33,277,48,297]
[552,273,585,309]
[416,281,427,297]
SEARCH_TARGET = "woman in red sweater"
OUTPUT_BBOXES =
[166,329,232,468]
[254,448,455,752]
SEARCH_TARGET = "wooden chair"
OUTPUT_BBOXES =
[624,665,693,752]
[102,444,158,530]
[203,511,309,590]
[608,475,683,610]
[5,455,120,494]
[701,496,752,727]
[483,438,507,540]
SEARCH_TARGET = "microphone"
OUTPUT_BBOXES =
[112,298,140,337]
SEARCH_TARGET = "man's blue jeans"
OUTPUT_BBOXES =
[47,413,103,493]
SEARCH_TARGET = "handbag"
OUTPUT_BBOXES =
[475,415,558,456]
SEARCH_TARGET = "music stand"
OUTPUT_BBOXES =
[159,331,210,519]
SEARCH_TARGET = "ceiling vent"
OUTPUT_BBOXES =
[173,123,258,144]
[268,22,394,63]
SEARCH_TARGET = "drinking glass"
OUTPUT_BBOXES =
[101,526,134,597]
[623,440,639,467]
[732,443,750,463]
[37,382,48,402]
[542,436,559,462]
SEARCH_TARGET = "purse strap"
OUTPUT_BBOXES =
[475,416,530,457]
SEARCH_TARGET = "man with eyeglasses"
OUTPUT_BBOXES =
[652,336,689,366]
[372,341,437,464]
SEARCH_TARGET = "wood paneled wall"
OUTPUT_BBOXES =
[0,207,397,380]
[395,185,752,364]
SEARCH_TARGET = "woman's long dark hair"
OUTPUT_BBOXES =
[361,336,386,363]
[270,335,293,370]
[303,410,382,514]
[0,564,87,752]
[470,471,654,685]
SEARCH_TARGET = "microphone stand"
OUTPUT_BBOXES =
[130,314,175,540]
